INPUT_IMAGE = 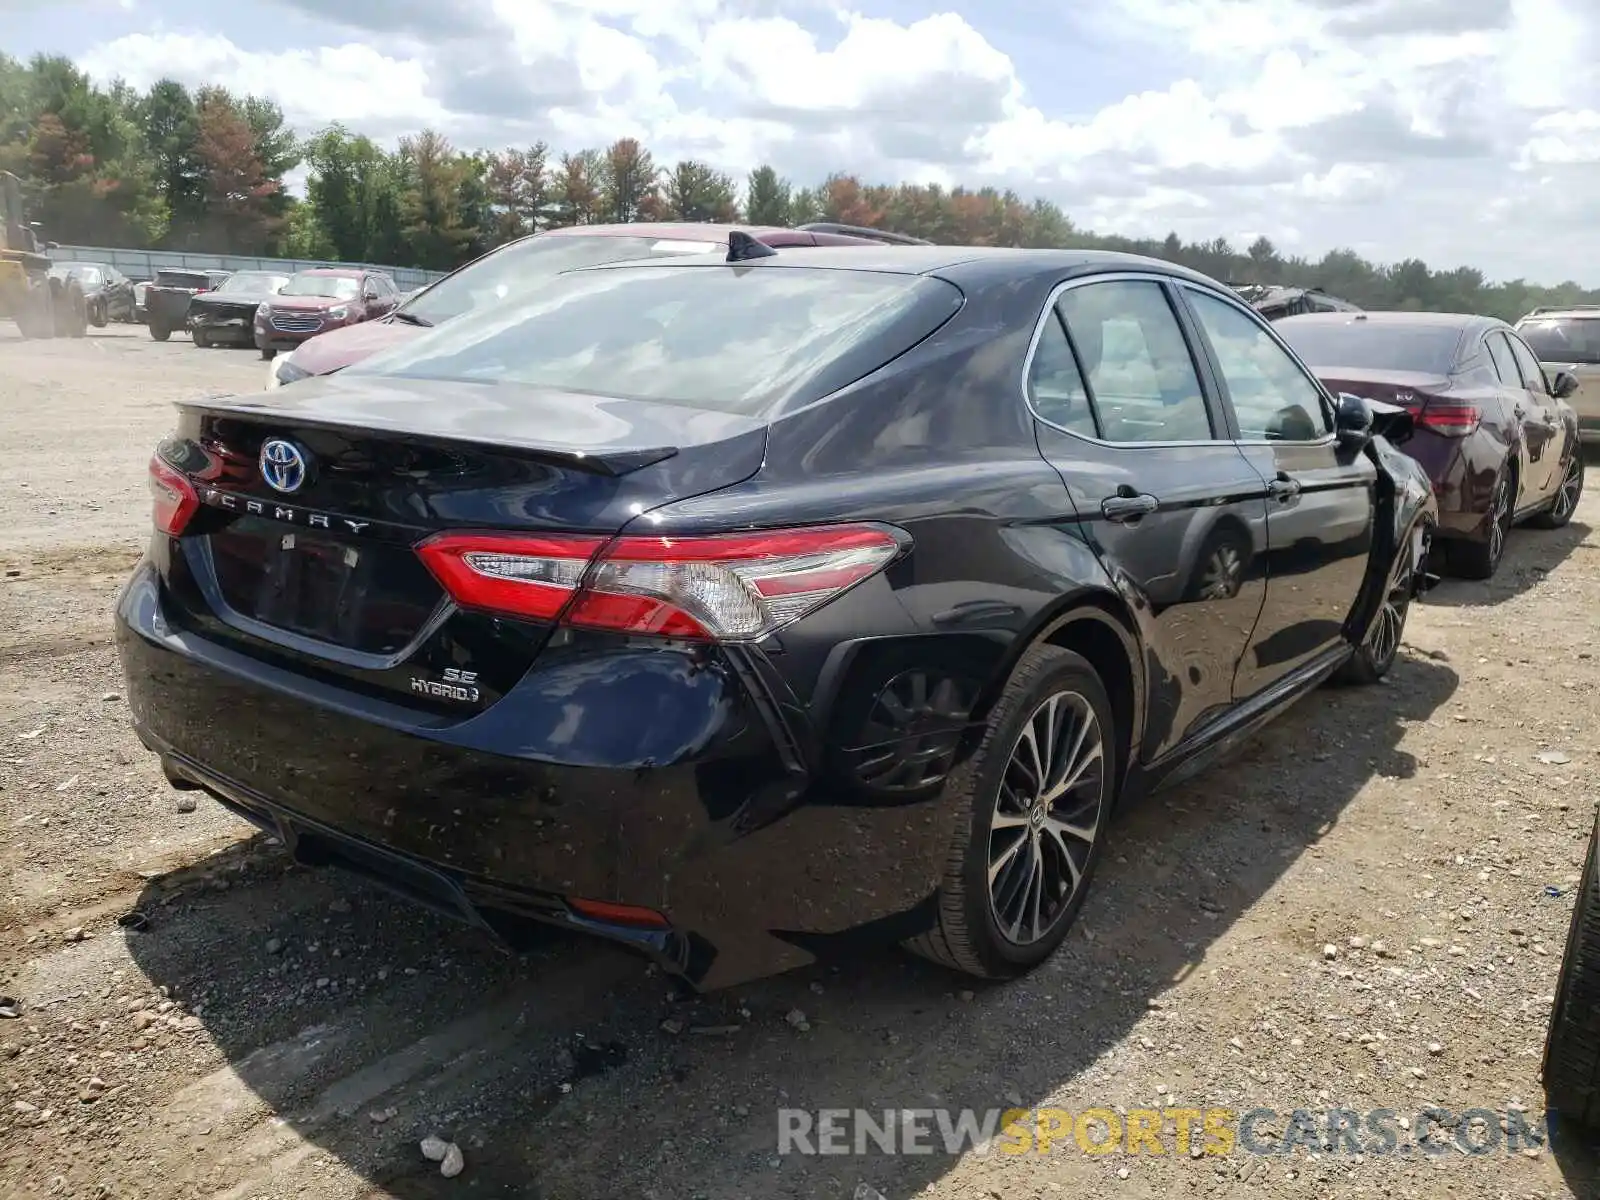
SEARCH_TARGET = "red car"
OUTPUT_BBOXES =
[266,222,923,388]
[1277,311,1583,579]
[255,267,403,360]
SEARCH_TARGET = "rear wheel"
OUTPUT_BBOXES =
[1531,452,1583,530]
[906,644,1115,979]
[1454,464,1513,580]
[259,346,276,360]
[88,298,107,328]
[193,329,209,349]
[54,282,88,338]
[1543,809,1600,1135]
[149,322,171,342]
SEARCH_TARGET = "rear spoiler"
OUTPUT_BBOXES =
[173,394,682,478]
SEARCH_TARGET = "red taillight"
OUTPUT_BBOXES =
[566,897,669,928]
[417,524,903,640]
[1416,402,1481,436]
[148,454,199,535]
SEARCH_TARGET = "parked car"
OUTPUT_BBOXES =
[1543,804,1599,1136]
[132,280,150,324]
[118,246,1436,990]
[1277,311,1582,580]
[1515,306,1600,445]
[1230,283,1361,321]
[266,222,925,388]
[189,270,290,349]
[254,268,401,360]
[50,261,136,325]
[146,268,232,341]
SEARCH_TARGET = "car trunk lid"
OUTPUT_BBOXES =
[1312,368,1480,435]
[156,374,768,705]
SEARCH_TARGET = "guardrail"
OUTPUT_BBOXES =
[48,245,448,291]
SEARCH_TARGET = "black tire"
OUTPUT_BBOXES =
[1544,808,1600,1135]
[1531,450,1583,530]
[192,329,209,349]
[15,284,54,339]
[89,299,107,328]
[259,346,276,360]
[149,322,171,342]
[905,644,1116,979]
[1338,521,1423,684]
[1453,464,1513,580]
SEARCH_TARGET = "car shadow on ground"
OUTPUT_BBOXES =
[119,651,1493,1199]
[1425,517,1591,608]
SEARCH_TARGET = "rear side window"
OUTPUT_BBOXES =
[1054,280,1213,443]
[1517,316,1600,365]
[1027,314,1097,437]
[1485,332,1519,384]
[348,265,964,415]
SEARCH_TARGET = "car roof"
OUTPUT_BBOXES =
[576,244,1234,290]
[1278,310,1501,333]
[298,267,366,278]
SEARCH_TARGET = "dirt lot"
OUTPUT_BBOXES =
[1,324,1598,1200]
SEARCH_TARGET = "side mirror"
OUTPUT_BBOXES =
[44,241,58,250]
[1551,369,1579,400]
[1334,392,1374,450]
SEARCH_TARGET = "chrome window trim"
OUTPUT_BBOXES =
[1019,271,1237,450]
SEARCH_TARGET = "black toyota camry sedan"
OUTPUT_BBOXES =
[116,244,1437,989]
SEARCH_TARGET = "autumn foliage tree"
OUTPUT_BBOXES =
[192,87,281,254]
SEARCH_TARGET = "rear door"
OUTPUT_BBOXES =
[1176,284,1377,698]
[1029,274,1270,763]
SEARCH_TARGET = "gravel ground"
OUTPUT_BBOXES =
[1,323,1598,1200]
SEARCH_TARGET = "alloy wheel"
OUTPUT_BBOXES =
[1553,456,1583,522]
[1367,538,1415,670]
[986,690,1106,946]
[1198,542,1243,600]
[1487,475,1511,565]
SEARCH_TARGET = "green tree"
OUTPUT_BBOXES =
[662,160,737,222]
[744,165,790,226]
[599,137,657,223]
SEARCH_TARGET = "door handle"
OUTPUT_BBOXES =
[1268,473,1302,501]
[1101,491,1159,522]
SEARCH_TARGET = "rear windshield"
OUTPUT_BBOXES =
[155,269,211,288]
[1516,316,1600,365]
[1276,321,1463,375]
[401,234,722,326]
[348,265,964,414]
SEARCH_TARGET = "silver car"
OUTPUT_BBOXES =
[1516,306,1600,443]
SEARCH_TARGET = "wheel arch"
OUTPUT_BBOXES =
[969,589,1145,799]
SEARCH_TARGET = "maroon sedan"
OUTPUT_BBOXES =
[266,222,917,388]
[1278,311,1583,579]
[255,267,402,360]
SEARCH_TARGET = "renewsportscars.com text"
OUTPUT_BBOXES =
[777,1106,1555,1157]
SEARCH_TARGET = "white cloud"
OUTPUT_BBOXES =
[67,0,1600,283]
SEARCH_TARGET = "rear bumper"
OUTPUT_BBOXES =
[1402,429,1496,541]
[114,560,951,988]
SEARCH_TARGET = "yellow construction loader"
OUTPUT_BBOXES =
[0,171,86,339]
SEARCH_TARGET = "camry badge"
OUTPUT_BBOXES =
[260,438,309,494]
